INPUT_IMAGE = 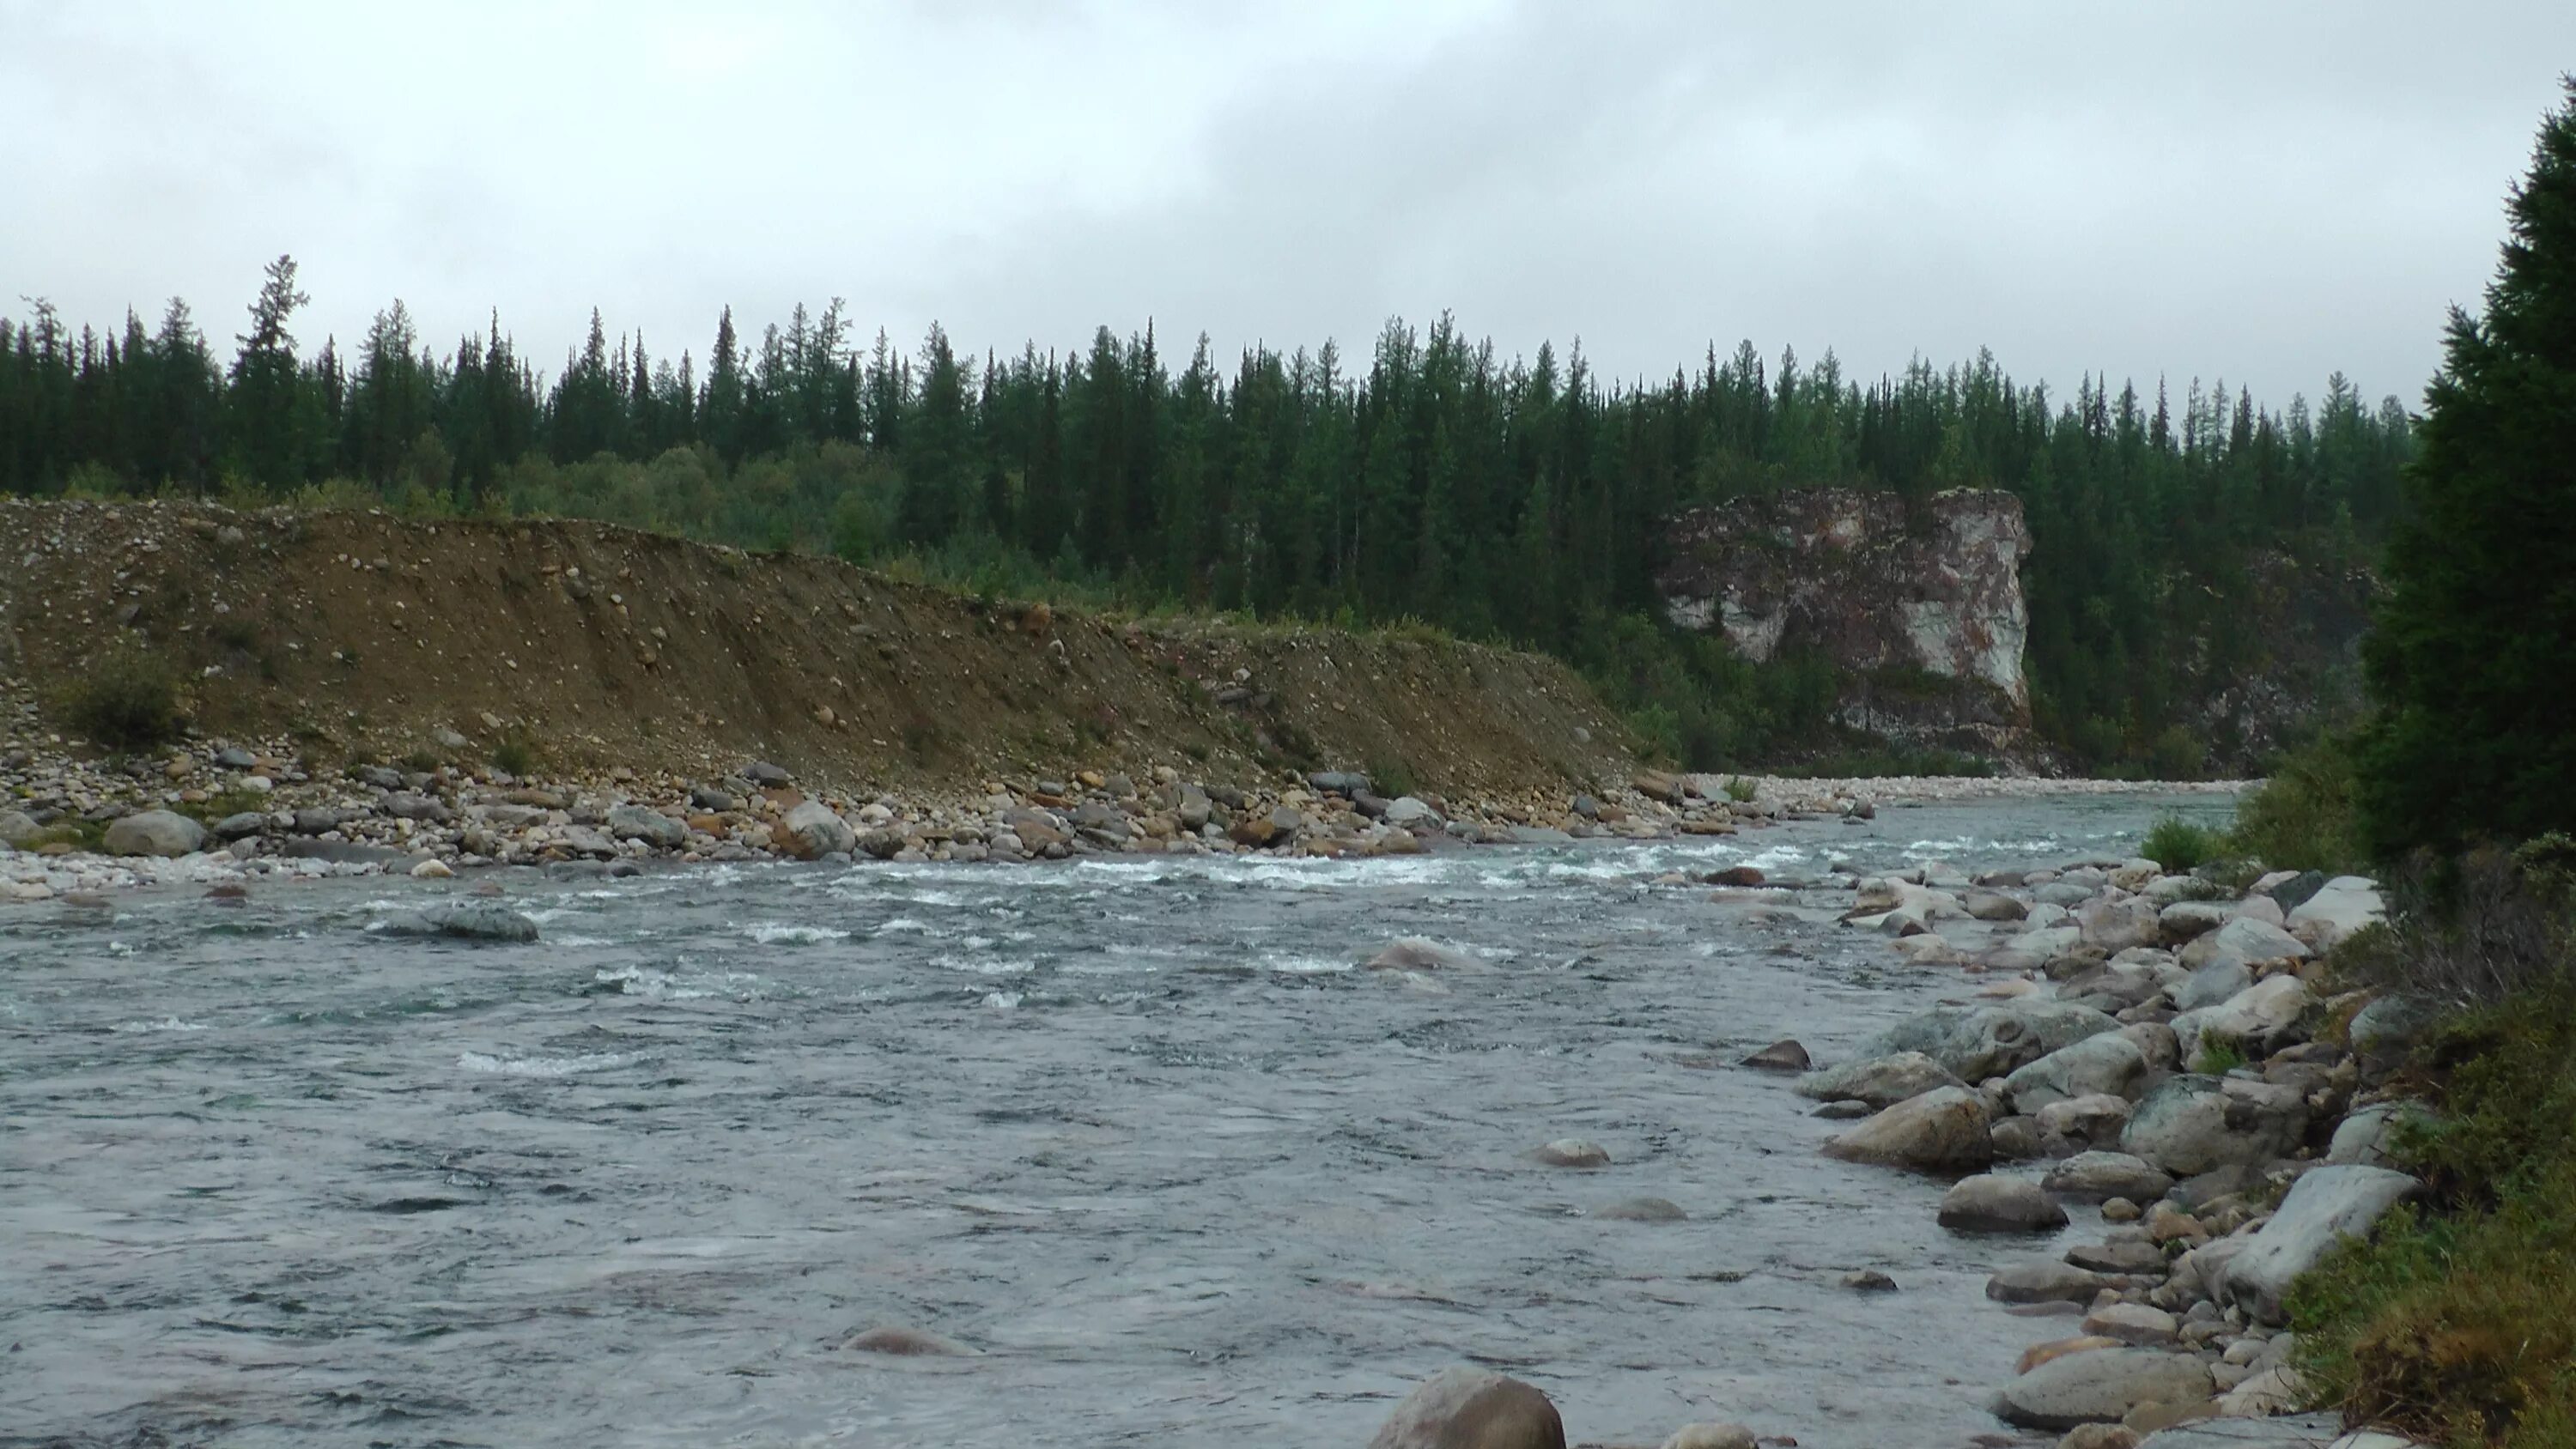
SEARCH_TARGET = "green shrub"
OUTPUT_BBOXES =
[491,736,537,777]
[2230,733,2363,873]
[1366,754,1419,801]
[63,647,181,750]
[2293,992,2576,1449]
[2191,1039,2247,1076]
[1723,775,1759,803]
[2143,815,2223,873]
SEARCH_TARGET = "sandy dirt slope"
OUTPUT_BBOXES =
[0,500,1635,798]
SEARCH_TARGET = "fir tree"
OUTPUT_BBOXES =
[2357,80,2576,858]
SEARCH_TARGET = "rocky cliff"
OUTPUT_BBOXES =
[1657,488,2033,750]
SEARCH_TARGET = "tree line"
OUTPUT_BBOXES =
[0,256,2415,772]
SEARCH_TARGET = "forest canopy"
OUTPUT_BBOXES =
[0,260,2414,773]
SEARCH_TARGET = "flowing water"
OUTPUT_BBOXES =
[0,791,2237,1448]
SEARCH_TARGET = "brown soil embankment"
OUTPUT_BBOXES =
[0,500,1634,798]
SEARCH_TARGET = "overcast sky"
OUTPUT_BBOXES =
[6,2,2571,407]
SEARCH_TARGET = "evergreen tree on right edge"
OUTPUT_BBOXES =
[2358,77,2576,861]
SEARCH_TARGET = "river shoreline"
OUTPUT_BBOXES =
[0,721,2246,902]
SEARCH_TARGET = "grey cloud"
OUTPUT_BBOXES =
[4,0,2569,404]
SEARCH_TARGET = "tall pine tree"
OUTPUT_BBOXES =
[2357,80,2576,859]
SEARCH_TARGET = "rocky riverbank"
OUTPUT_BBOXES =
[1360,848,2436,1449]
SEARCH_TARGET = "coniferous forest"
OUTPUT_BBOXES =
[0,258,2416,774]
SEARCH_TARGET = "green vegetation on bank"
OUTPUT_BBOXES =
[2292,846,2576,1449]
[2,263,2409,773]
[2162,83,2576,1449]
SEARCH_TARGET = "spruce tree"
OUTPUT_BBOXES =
[2356,79,2576,859]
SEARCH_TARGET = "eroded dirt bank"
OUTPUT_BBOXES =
[0,499,1635,799]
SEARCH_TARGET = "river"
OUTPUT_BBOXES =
[0,791,2237,1448]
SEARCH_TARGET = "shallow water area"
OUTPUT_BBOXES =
[0,791,2235,1447]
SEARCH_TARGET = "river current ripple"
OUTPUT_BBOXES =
[0,792,2234,1448]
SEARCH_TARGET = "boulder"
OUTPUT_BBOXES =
[1795,1051,1965,1108]
[2080,897,2165,953]
[2218,1165,2422,1323]
[282,839,406,865]
[384,791,453,822]
[777,801,857,860]
[2036,1094,2135,1148]
[1965,887,2031,921]
[2042,1152,2176,1204]
[1383,796,1444,828]
[102,809,207,858]
[2082,1302,2181,1348]
[212,810,270,840]
[1741,1039,1811,1072]
[0,809,40,847]
[1662,1426,1758,1449]
[2173,960,2255,1012]
[2122,1076,2307,1178]
[2181,917,2312,972]
[382,900,540,943]
[605,803,685,850]
[2172,977,2314,1063]
[1939,1173,2069,1233]
[2158,900,2235,943]
[1858,1002,2122,1083]
[1988,1258,2114,1305]
[2130,1412,2387,1447]
[2005,1033,2149,1114]
[2285,876,2384,949]
[1995,1349,2214,1431]
[1822,1086,1993,1172]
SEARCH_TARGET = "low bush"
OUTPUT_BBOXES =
[2293,851,2576,1448]
[2143,815,2224,872]
[2231,733,2364,873]
[63,646,181,750]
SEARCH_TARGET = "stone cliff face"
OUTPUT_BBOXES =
[1657,488,2034,745]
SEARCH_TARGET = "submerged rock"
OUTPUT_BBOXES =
[383,900,541,943]
[1532,1138,1611,1168]
[839,1325,979,1356]
[1366,937,1482,973]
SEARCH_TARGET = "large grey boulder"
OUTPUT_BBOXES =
[2173,959,2255,1012]
[2122,1076,2307,1178]
[2219,1165,2422,1323]
[0,809,39,847]
[1995,1349,2215,1431]
[381,900,541,943]
[1858,1001,2122,1082]
[1794,1051,1965,1107]
[2080,896,2164,953]
[2182,916,2312,972]
[102,809,206,858]
[212,810,270,840]
[2172,976,2314,1063]
[2285,876,2385,949]
[777,801,857,860]
[2005,1032,2149,1114]
[1822,1086,1992,1172]
[1938,1173,2069,1233]
[2159,900,2236,943]
[1367,1366,1565,1449]
[605,803,685,850]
